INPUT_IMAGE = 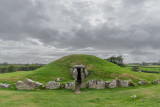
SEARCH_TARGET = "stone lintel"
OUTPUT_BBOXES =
[74,65,85,68]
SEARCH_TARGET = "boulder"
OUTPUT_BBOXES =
[0,83,11,88]
[138,79,150,85]
[16,79,43,90]
[16,81,32,90]
[153,79,160,84]
[109,80,117,88]
[109,78,122,88]
[89,80,105,89]
[108,79,136,88]
[96,80,105,89]
[116,79,121,87]
[89,80,97,89]
[45,81,60,89]
[105,81,111,88]
[120,80,129,87]
[65,82,75,90]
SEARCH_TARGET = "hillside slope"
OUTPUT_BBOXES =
[0,54,160,84]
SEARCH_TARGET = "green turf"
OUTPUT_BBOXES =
[139,67,160,72]
[0,54,160,85]
[1,85,160,107]
[126,65,160,72]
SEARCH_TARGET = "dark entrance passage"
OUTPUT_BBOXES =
[71,65,88,94]
[76,68,82,94]
[77,68,82,84]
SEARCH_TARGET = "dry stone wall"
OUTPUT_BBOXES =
[12,78,160,90]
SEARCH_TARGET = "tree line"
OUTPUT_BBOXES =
[105,56,126,67]
[0,63,45,73]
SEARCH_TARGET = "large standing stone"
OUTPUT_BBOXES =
[81,72,85,82]
[89,80,105,89]
[65,82,75,90]
[16,79,43,90]
[72,69,78,81]
[45,81,60,89]
[84,69,88,76]
[0,83,11,88]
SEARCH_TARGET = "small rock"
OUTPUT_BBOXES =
[45,81,60,89]
[0,83,11,88]
[55,78,63,82]
[131,94,136,98]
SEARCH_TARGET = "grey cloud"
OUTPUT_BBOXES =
[1,0,160,63]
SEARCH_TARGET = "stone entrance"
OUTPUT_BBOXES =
[77,68,82,84]
[70,65,88,93]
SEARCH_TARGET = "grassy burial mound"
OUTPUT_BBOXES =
[0,54,160,84]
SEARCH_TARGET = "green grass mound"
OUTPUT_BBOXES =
[0,54,160,84]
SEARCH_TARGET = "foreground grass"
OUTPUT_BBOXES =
[1,85,160,107]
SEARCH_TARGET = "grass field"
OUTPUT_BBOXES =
[139,67,160,72]
[1,55,160,107]
[1,54,160,86]
[126,65,160,72]
[1,85,160,107]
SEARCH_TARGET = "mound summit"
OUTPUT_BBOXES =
[0,54,159,84]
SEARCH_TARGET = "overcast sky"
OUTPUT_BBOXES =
[0,0,160,64]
